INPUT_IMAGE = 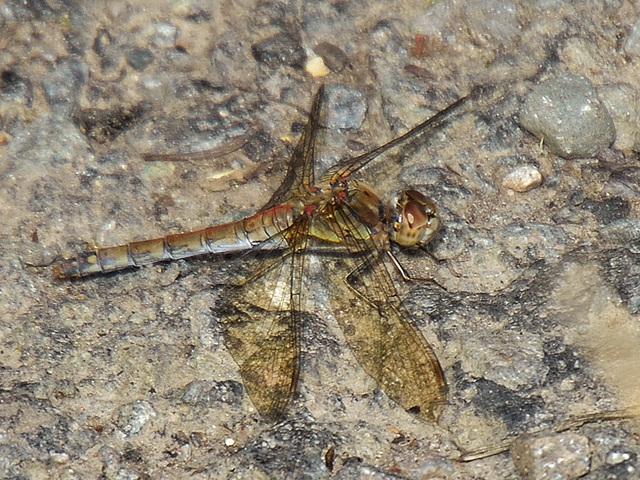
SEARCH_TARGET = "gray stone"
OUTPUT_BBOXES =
[313,42,348,72]
[6,112,92,171]
[463,0,521,49]
[151,22,178,48]
[413,0,520,51]
[182,379,244,406]
[334,457,410,479]
[325,84,367,129]
[624,17,640,58]
[461,329,548,390]
[251,32,306,69]
[125,47,155,71]
[42,58,88,110]
[598,83,639,154]
[511,432,591,480]
[519,74,615,158]
[114,400,157,435]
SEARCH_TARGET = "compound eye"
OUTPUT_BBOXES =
[392,190,439,247]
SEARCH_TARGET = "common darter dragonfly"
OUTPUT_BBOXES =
[54,85,468,421]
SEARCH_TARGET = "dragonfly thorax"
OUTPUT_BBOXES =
[339,181,381,228]
[388,189,440,247]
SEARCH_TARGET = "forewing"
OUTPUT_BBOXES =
[261,85,325,210]
[216,227,307,420]
[322,95,469,184]
[326,208,446,420]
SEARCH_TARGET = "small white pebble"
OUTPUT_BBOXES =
[559,377,575,391]
[305,56,330,78]
[49,451,70,464]
[606,450,630,465]
[502,165,543,192]
[225,437,236,447]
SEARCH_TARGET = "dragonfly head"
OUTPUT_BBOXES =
[389,189,439,247]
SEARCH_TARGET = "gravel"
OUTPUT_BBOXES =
[1,1,640,479]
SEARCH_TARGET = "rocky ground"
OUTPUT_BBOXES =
[1,0,640,478]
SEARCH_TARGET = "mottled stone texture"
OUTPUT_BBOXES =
[1,1,640,479]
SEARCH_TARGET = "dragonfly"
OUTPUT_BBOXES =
[53,85,468,421]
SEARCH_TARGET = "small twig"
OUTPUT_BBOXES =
[141,130,253,162]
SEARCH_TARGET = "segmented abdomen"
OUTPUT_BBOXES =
[53,205,295,278]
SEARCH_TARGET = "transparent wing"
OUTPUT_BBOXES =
[214,87,326,418]
[324,204,446,420]
[261,85,325,211]
[216,221,309,420]
[323,94,469,184]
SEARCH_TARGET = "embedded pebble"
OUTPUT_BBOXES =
[151,22,178,48]
[597,83,639,154]
[313,42,348,72]
[497,223,569,262]
[624,17,640,58]
[142,158,176,181]
[462,0,520,49]
[0,70,34,135]
[413,0,520,51]
[519,74,615,159]
[42,59,88,109]
[113,400,157,435]
[7,113,92,171]
[0,70,32,108]
[461,330,548,390]
[125,47,155,71]
[251,32,306,68]
[48,452,70,464]
[502,165,543,192]
[324,84,366,129]
[606,450,631,465]
[511,432,591,480]
[99,446,140,479]
[182,380,244,406]
[559,37,599,74]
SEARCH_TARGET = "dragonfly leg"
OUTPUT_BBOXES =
[385,250,448,292]
[342,254,396,310]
